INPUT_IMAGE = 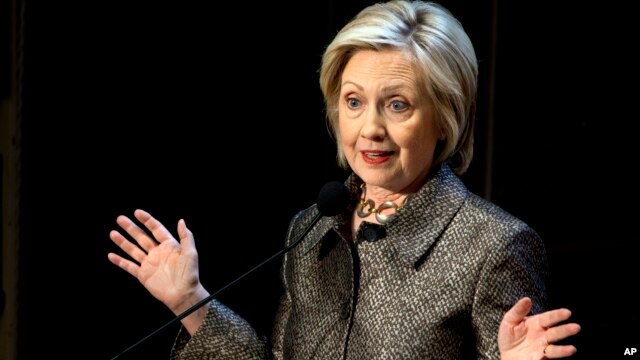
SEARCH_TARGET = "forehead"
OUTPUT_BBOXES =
[341,49,417,87]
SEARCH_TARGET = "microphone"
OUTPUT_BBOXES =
[110,181,350,360]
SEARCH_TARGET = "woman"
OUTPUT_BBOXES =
[108,1,580,359]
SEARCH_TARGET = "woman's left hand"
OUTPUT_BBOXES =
[498,297,581,359]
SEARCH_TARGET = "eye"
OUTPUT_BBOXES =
[347,97,361,109]
[389,100,408,112]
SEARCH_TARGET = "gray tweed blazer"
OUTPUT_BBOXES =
[171,164,549,360]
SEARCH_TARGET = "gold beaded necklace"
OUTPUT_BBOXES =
[356,183,407,224]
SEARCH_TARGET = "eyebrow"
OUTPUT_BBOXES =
[341,81,411,94]
[341,80,363,91]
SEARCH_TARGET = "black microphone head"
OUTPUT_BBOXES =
[316,181,350,216]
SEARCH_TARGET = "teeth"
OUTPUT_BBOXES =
[365,152,387,157]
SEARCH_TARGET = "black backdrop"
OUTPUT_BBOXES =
[15,1,638,359]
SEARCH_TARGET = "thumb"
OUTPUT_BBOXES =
[177,219,196,251]
[503,296,532,325]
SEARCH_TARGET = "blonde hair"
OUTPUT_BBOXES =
[319,0,478,175]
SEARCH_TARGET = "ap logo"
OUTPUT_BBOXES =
[624,348,637,355]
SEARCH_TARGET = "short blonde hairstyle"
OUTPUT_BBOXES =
[319,0,478,175]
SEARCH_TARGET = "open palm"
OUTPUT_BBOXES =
[107,209,201,312]
[499,297,580,359]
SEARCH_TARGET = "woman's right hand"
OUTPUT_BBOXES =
[107,209,209,321]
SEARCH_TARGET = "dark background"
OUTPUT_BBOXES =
[5,0,638,359]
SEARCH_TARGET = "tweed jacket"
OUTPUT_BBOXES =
[171,164,549,360]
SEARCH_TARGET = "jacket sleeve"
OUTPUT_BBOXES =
[169,299,269,360]
[268,209,305,359]
[269,286,291,359]
[169,209,309,360]
[472,224,549,359]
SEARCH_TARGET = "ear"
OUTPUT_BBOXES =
[436,123,446,141]
[433,113,446,141]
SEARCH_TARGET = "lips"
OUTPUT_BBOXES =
[361,150,394,164]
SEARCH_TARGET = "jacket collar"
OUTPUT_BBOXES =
[387,163,469,267]
[299,163,469,267]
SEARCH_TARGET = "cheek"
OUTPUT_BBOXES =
[400,128,438,164]
[338,117,358,147]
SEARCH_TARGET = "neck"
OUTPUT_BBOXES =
[356,183,407,225]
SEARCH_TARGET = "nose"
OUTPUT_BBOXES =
[360,108,386,141]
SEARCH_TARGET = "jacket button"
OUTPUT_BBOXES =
[340,302,351,319]
[361,223,386,242]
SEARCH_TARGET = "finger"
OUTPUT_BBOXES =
[546,323,581,344]
[503,297,532,324]
[107,252,140,278]
[177,219,196,251]
[116,214,158,252]
[134,209,178,244]
[110,230,147,264]
[538,308,573,329]
[544,344,578,359]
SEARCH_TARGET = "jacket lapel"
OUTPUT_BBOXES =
[388,164,469,268]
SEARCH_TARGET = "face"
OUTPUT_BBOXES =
[338,49,440,193]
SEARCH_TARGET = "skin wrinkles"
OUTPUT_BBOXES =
[338,49,440,208]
